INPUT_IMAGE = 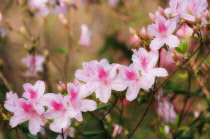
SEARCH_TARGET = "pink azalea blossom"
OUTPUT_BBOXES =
[108,0,119,7]
[118,64,154,101]
[28,0,50,16]
[75,60,99,83]
[186,0,208,16]
[43,93,76,131]
[22,80,46,114]
[0,13,7,37]
[164,0,195,22]
[176,23,193,39]
[4,91,19,113]
[86,59,127,103]
[22,54,45,77]
[9,99,45,135]
[64,82,97,121]
[112,124,122,137]
[148,16,180,50]
[157,100,177,123]
[132,48,168,80]
[78,24,91,47]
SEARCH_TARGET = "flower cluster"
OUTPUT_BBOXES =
[4,80,97,135]
[5,47,168,135]
[130,0,208,51]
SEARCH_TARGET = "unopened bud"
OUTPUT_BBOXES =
[205,10,209,20]
[0,13,2,23]
[57,81,67,93]
[59,14,68,26]
[196,13,202,23]
[140,27,147,40]
[149,13,156,22]
[158,7,166,17]
[19,26,27,36]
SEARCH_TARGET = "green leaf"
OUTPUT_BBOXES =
[83,131,104,136]
[175,41,188,54]
[204,58,210,64]
[95,104,110,111]
[57,46,67,53]
[178,126,190,131]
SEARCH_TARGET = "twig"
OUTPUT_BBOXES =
[101,95,118,120]
[154,41,205,91]
[0,71,12,91]
[61,128,64,139]
[177,69,191,127]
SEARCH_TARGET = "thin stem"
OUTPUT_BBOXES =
[61,128,64,139]
[127,48,162,138]
[101,95,118,120]
[173,111,207,138]
[15,127,19,139]
[0,71,12,91]
[177,69,191,127]
[126,90,155,139]
[154,41,205,91]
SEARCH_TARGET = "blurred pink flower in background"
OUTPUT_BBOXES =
[112,124,122,137]
[157,100,177,123]
[28,0,50,16]
[4,91,19,112]
[0,12,7,37]
[22,54,45,77]
[108,0,119,7]
[160,48,176,74]
[176,23,193,39]
[78,24,91,47]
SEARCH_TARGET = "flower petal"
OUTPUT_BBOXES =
[80,99,97,112]
[126,85,141,101]
[150,38,165,50]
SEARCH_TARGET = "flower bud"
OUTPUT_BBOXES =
[205,10,209,20]
[149,13,156,22]
[57,81,67,93]
[0,13,2,23]
[139,27,147,40]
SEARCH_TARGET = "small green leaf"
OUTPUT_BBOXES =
[57,46,67,53]
[95,104,110,111]
[175,41,188,54]
[83,131,104,136]
[204,58,210,64]
[178,126,190,131]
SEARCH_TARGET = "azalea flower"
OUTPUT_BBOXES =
[164,0,195,22]
[76,59,127,103]
[78,24,91,47]
[22,54,45,77]
[132,48,168,80]
[157,100,177,123]
[112,124,122,137]
[4,91,19,113]
[28,0,50,16]
[148,16,180,50]
[22,80,46,114]
[8,99,45,135]
[64,82,97,121]
[43,93,76,131]
[108,0,119,7]
[118,64,154,101]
